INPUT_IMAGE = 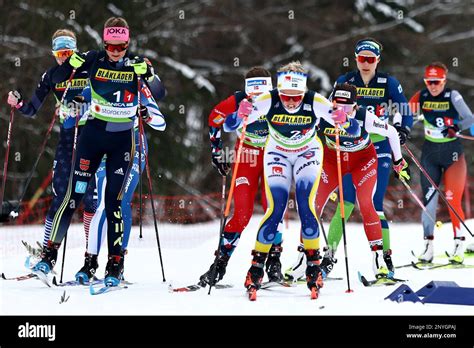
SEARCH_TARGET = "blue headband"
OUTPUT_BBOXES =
[355,40,381,56]
[52,36,77,51]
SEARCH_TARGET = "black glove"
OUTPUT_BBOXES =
[211,150,230,176]
[138,104,150,121]
[441,125,459,138]
[394,124,410,145]
[71,95,85,116]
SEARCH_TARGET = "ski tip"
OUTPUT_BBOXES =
[247,288,257,301]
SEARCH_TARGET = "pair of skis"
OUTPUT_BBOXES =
[395,250,474,270]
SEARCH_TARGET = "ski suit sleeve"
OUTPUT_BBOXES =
[145,73,166,102]
[388,76,413,130]
[140,82,166,131]
[223,92,272,132]
[16,70,52,117]
[451,90,474,131]
[208,94,238,150]
[51,51,97,84]
[365,110,402,162]
[314,93,361,136]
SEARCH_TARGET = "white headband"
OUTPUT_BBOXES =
[277,71,307,92]
[245,77,273,95]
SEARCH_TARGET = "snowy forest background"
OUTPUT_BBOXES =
[0,0,473,200]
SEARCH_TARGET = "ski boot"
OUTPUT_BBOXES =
[320,247,337,279]
[418,238,434,263]
[382,249,395,278]
[283,244,306,282]
[305,249,324,300]
[372,247,390,279]
[199,232,240,286]
[104,253,124,287]
[449,237,465,264]
[33,240,59,275]
[244,250,267,301]
[265,244,283,282]
[198,253,230,287]
[75,252,99,284]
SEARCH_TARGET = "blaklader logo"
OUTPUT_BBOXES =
[18,322,56,341]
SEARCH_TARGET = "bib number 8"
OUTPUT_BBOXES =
[435,117,445,128]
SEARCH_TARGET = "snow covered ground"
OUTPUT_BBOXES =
[1,216,473,315]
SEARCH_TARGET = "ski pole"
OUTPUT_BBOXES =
[137,82,143,240]
[12,112,56,216]
[208,114,250,295]
[403,143,473,237]
[0,107,15,210]
[398,177,439,226]
[12,69,77,217]
[137,76,166,282]
[335,124,353,293]
[456,133,474,141]
[58,75,82,283]
[59,232,68,283]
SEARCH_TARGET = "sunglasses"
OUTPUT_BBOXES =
[52,49,74,58]
[279,93,304,103]
[356,55,378,64]
[104,43,129,52]
[334,103,356,114]
[424,79,444,86]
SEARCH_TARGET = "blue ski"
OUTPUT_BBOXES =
[89,283,129,295]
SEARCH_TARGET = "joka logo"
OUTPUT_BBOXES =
[106,27,127,35]
[79,158,90,171]
[272,166,283,175]
[302,150,315,159]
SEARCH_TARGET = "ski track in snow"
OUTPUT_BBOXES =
[1,216,473,315]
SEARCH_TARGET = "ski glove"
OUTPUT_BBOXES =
[331,108,348,124]
[393,158,410,182]
[71,95,85,117]
[211,150,230,176]
[442,125,459,138]
[69,52,86,69]
[7,90,23,108]
[236,98,253,119]
[394,124,410,145]
[138,104,150,122]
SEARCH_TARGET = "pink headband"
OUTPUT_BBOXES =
[103,27,129,42]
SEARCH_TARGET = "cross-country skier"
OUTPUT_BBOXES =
[316,83,409,278]
[227,61,360,299]
[285,38,413,281]
[34,17,166,287]
[7,29,96,253]
[74,77,166,283]
[198,67,287,287]
[409,62,474,263]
